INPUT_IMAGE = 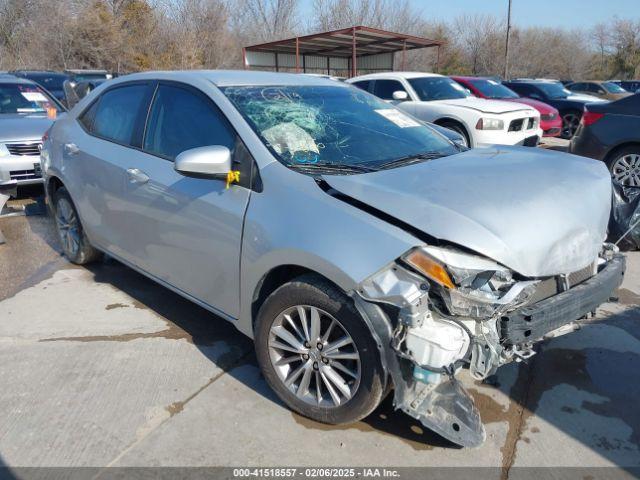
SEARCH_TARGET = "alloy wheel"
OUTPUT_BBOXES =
[561,112,580,138]
[55,198,80,257]
[267,305,361,408]
[612,153,640,187]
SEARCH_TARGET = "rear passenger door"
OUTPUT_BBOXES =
[117,82,253,319]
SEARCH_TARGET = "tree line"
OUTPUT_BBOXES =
[1,0,638,80]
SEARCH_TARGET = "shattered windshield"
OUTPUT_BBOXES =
[221,85,458,173]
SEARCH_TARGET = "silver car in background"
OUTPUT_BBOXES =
[41,71,624,448]
[0,76,64,186]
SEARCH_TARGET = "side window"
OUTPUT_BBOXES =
[78,100,99,132]
[506,83,527,96]
[143,84,235,160]
[530,86,545,99]
[373,80,406,100]
[569,83,583,91]
[351,80,371,92]
[92,84,148,146]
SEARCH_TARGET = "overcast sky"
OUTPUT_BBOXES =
[301,0,637,28]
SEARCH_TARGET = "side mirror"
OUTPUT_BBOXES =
[174,145,231,178]
[529,93,542,100]
[392,90,409,101]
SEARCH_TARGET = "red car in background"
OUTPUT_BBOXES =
[452,76,562,137]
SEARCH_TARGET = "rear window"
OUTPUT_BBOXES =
[27,74,68,91]
[0,83,61,114]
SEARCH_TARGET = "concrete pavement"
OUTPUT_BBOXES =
[0,207,639,477]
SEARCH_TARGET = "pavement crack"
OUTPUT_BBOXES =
[165,349,253,417]
[91,349,253,478]
[500,357,537,480]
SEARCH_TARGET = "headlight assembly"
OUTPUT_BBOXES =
[403,247,539,318]
[475,118,504,130]
[0,144,9,157]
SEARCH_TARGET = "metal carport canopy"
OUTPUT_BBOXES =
[243,25,444,77]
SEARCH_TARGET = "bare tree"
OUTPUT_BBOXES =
[451,14,504,76]
[230,0,301,43]
[311,0,423,33]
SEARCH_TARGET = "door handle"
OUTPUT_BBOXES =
[126,168,149,184]
[64,143,80,155]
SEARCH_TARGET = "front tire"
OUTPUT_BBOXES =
[439,121,470,147]
[255,274,385,424]
[53,187,101,264]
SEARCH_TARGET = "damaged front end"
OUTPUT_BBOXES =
[352,243,625,448]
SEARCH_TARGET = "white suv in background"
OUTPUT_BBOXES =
[347,72,543,148]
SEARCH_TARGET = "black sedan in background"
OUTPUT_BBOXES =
[570,94,640,186]
[504,79,606,139]
[10,70,69,104]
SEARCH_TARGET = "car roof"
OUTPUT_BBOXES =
[11,70,62,74]
[0,75,38,86]
[110,70,352,87]
[347,71,443,82]
[65,69,108,74]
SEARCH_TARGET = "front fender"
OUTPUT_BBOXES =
[237,163,420,337]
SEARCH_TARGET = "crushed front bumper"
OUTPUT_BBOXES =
[353,254,625,448]
[501,254,625,345]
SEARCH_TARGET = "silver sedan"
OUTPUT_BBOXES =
[41,70,624,447]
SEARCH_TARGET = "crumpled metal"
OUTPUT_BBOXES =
[608,181,640,250]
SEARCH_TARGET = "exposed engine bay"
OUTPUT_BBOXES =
[353,242,625,447]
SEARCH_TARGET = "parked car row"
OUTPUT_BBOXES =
[9,69,112,107]
[37,70,626,448]
[0,75,64,187]
[348,72,543,148]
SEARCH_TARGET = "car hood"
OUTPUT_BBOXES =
[501,97,557,114]
[0,114,54,142]
[322,147,611,277]
[430,97,534,114]
[566,93,607,103]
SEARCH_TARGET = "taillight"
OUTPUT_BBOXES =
[581,111,604,126]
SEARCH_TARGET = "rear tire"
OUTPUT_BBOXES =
[606,145,640,187]
[53,187,101,264]
[560,110,581,139]
[254,274,385,425]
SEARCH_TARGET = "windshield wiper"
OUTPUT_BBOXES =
[288,162,376,174]
[373,151,447,171]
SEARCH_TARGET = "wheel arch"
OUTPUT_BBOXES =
[433,117,471,146]
[45,176,66,211]
[250,264,347,336]
[604,141,640,165]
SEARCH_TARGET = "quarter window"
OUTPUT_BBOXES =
[92,85,148,146]
[143,84,235,160]
[78,100,99,131]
